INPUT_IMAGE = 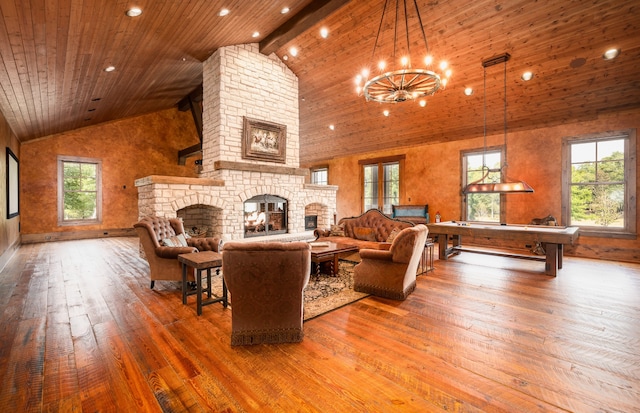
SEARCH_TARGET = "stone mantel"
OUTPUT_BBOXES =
[213,160,309,176]
[134,175,225,187]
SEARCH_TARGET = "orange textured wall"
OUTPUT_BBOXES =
[312,109,640,263]
[20,108,200,234]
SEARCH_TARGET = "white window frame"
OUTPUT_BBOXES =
[310,166,328,185]
[58,156,103,226]
[561,129,636,238]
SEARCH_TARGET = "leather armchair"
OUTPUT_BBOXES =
[222,241,311,345]
[134,216,221,289]
[353,224,428,300]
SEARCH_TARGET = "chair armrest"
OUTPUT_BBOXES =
[188,237,221,252]
[155,246,198,259]
[359,249,393,261]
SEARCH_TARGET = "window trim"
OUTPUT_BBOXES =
[460,146,506,222]
[57,155,103,226]
[561,129,636,238]
[359,155,405,214]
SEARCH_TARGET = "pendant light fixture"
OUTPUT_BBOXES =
[463,53,534,194]
[354,0,451,105]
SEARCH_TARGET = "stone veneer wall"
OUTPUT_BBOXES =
[136,44,337,241]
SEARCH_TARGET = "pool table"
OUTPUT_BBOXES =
[426,221,580,276]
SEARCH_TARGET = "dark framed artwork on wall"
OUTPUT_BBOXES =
[242,117,287,163]
[6,147,19,219]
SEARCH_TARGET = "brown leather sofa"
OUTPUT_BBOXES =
[222,241,311,346]
[314,209,414,250]
[353,224,429,300]
[134,216,221,289]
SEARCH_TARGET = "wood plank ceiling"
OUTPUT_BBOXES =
[0,0,639,165]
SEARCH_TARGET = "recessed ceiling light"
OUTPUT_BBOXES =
[282,55,289,61]
[281,7,290,14]
[126,7,142,17]
[329,124,335,130]
[252,31,260,38]
[289,47,298,57]
[521,71,534,81]
[104,66,115,72]
[603,48,620,60]
[320,27,329,38]
[419,100,427,107]
[464,87,473,96]
[219,8,230,17]
[383,110,390,117]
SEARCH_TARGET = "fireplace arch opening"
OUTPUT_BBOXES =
[244,194,288,238]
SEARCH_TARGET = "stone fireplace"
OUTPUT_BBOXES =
[135,44,337,242]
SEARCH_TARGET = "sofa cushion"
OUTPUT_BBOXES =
[354,227,376,242]
[162,233,188,247]
[386,227,402,243]
[330,224,345,236]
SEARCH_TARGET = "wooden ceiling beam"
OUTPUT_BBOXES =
[259,0,351,56]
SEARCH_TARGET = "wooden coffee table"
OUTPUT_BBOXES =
[178,251,227,315]
[309,241,359,278]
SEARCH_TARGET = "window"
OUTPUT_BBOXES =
[360,155,404,214]
[562,130,636,237]
[310,167,328,185]
[461,147,504,222]
[58,156,102,225]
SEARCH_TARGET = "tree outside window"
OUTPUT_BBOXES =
[562,130,635,236]
[568,139,626,227]
[462,148,503,222]
[58,156,102,225]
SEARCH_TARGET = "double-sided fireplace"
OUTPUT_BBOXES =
[244,194,287,238]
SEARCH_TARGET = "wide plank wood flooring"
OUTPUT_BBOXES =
[1,237,639,412]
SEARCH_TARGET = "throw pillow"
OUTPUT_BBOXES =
[162,233,188,247]
[386,227,402,243]
[330,224,345,237]
[354,227,377,242]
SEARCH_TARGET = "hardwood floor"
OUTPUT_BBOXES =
[1,237,639,412]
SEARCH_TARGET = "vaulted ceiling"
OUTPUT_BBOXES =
[1,0,639,165]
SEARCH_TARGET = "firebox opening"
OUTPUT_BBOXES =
[244,194,288,238]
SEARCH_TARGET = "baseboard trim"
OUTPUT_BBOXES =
[21,228,137,244]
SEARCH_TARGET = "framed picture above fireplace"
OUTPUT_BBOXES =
[242,117,287,163]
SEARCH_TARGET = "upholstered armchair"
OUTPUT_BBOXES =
[353,224,428,300]
[134,216,221,289]
[222,241,311,346]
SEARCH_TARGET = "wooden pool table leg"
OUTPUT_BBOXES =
[558,244,564,269]
[438,234,448,260]
[545,243,559,276]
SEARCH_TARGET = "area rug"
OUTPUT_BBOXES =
[303,260,368,320]
[202,259,368,321]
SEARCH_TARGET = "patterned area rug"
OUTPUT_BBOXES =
[204,259,367,321]
[303,260,368,321]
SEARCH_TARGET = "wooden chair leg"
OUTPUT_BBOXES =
[150,280,155,289]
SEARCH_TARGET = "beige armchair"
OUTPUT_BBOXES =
[222,241,311,346]
[134,216,221,289]
[353,224,428,300]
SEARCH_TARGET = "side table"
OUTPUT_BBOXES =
[419,238,435,274]
[178,251,228,315]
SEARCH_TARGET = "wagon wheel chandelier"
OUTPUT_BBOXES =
[355,0,451,105]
